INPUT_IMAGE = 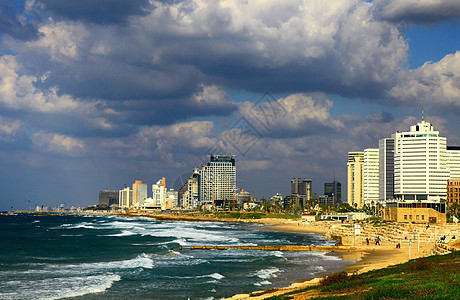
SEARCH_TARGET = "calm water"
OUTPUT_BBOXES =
[0,213,354,299]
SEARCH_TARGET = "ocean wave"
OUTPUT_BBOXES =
[251,267,280,280]
[4,253,154,277]
[0,274,121,300]
[58,222,99,230]
[253,280,272,286]
[207,273,225,280]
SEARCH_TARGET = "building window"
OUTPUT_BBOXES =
[409,215,412,220]
[404,215,407,220]
[416,215,419,220]
[422,215,425,220]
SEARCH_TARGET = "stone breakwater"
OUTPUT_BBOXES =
[190,245,358,252]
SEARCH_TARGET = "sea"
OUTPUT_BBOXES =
[0,213,355,300]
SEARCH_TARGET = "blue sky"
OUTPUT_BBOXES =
[1,0,460,210]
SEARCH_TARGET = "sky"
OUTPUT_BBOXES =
[1,0,460,210]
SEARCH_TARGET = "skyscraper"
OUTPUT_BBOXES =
[199,155,236,207]
[119,187,133,209]
[447,146,460,179]
[133,180,147,207]
[393,119,450,201]
[179,171,199,209]
[364,148,380,205]
[379,138,395,201]
[152,178,166,206]
[324,180,341,206]
[290,178,312,205]
[347,151,364,208]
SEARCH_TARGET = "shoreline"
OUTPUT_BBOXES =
[6,210,451,299]
[227,222,438,300]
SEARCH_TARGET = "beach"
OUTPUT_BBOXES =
[9,211,458,299]
[226,220,446,300]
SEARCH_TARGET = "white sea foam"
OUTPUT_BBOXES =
[0,274,121,300]
[47,274,121,300]
[272,251,284,257]
[105,230,137,237]
[196,273,225,280]
[253,280,272,286]
[251,267,280,279]
[59,222,99,230]
[309,251,341,261]
[8,253,154,277]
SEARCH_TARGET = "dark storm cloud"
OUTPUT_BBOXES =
[8,0,408,113]
[0,2,39,41]
[366,111,394,123]
[39,0,150,25]
[373,0,460,24]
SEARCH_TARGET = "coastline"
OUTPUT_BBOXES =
[226,221,437,300]
[8,211,451,299]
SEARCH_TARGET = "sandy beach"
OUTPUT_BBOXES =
[226,221,439,300]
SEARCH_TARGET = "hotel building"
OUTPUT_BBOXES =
[347,151,364,208]
[199,155,236,206]
[393,119,450,201]
[363,148,380,205]
[119,187,133,209]
[133,180,147,207]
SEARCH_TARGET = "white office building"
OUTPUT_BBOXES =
[364,148,380,205]
[199,155,236,206]
[394,119,450,201]
[447,146,460,179]
[119,187,133,209]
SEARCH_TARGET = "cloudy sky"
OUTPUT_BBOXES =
[1,0,460,210]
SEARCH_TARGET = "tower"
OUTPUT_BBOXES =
[347,151,364,208]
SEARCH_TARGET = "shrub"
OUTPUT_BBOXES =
[320,272,351,286]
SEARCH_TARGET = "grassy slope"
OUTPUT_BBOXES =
[260,251,460,300]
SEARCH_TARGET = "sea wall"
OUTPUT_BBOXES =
[320,221,460,247]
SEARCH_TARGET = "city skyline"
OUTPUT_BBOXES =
[1,1,460,210]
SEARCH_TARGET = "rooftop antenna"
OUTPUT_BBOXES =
[422,107,424,121]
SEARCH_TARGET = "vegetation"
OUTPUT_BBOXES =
[184,211,300,220]
[262,251,460,300]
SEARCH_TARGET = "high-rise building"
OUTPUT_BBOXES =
[364,148,380,205]
[291,178,312,205]
[379,138,395,201]
[133,180,148,207]
[199,155,236,207]
[98,190,119,208]
[393,119,450,201]
[447,146,460,179]
[152,178,166,206]
[119,187,133,209]
[178,170,200,209]
[347,151,364,208]
[324,180,341,207]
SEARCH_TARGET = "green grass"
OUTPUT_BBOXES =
[268,251,460,299]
